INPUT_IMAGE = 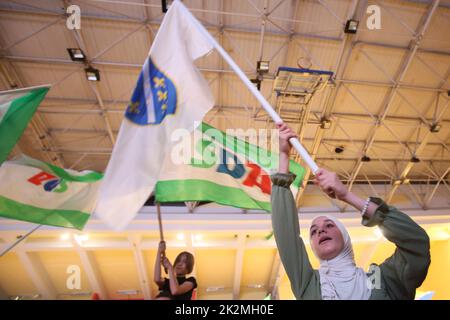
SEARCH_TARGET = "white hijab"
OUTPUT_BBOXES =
[311,215,371,300]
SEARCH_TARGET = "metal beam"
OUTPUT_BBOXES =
[34,100,450,125]
[268,252,283,300]
[71,235,108,299]
[1,3,449,56]
[345,0,441,197]
[44,126,449,148]
[62,0,116,146]
[385,71,450,203]
[424,167,450,208]
[294,0,365,207]
[128,235,152,300]
[16,251,57,300]
[2,206,450,232]
[232,234,246,300]
[32,145,450,163]
[0,60,65,166]
[185,232,197,277]
[3,55,447,94]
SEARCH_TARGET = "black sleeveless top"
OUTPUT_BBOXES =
[157,276,197,300]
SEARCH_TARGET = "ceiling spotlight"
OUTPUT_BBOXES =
[430,123,441,133]
[335,146,344,154]
[250,78,261,91]
[344,19,359,34]
[85,66,100,81]
[320,118,331,129]
[161,0,168,13]
[393,179,402,186]
[410,156,420,163]
[67,48,86,62]
[257,61,270,74]
[361,155,371,162]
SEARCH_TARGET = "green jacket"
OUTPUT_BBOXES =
[270,173,431,300]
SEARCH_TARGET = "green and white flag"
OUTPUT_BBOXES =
[0,86,50,164]
[0,155,103,230]
[155,123,305,211]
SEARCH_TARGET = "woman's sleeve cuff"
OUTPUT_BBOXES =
[270,173,296,188]
[361,197,390,227]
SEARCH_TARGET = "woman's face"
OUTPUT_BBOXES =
[174,254,189,276]
[310,217,345,260]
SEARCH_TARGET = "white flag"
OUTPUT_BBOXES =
[95,0,215,230]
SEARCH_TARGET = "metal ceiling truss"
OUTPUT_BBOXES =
[0,0,447,205]
[293,0,365,207]
[344,0,443,207]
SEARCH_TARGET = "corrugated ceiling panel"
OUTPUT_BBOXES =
[0,252,37,297]
[0,12,76,59]
[420,6,450,52]
[357,0,426,47]
[72,0,147,21]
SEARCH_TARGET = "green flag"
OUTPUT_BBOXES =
[0,155,103,230]
[155,122,306,211]
[0,86,50,164]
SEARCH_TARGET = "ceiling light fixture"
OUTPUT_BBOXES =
[430,123,441,133]
[410,156,420,163]
[335,146,344,154]
[67,48,86,62]
[320,118,331,129]
[257,61,270,74]
[344,19,359,34]
[85,66,100,81]
[250,78,261,91]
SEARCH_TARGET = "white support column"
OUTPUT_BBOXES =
[16,251,57,300]
[232,234,246,300]
[128,235,152,300]
[186,232,197,277]
[71,237,108,300]
[267,252,282,300]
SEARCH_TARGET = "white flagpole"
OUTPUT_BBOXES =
[177,1,319,174]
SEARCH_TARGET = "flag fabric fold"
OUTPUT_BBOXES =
[95,0,215,230]
[0,155,102,230]
[155,123,305,211]
[0,86,50,164]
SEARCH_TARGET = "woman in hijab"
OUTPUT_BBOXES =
[271,123,431,300]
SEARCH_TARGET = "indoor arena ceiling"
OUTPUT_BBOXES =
[0,0,449,300]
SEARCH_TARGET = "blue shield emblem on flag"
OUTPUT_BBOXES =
[125,57,177,125]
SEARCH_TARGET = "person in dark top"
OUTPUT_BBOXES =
[154,240,197,300]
